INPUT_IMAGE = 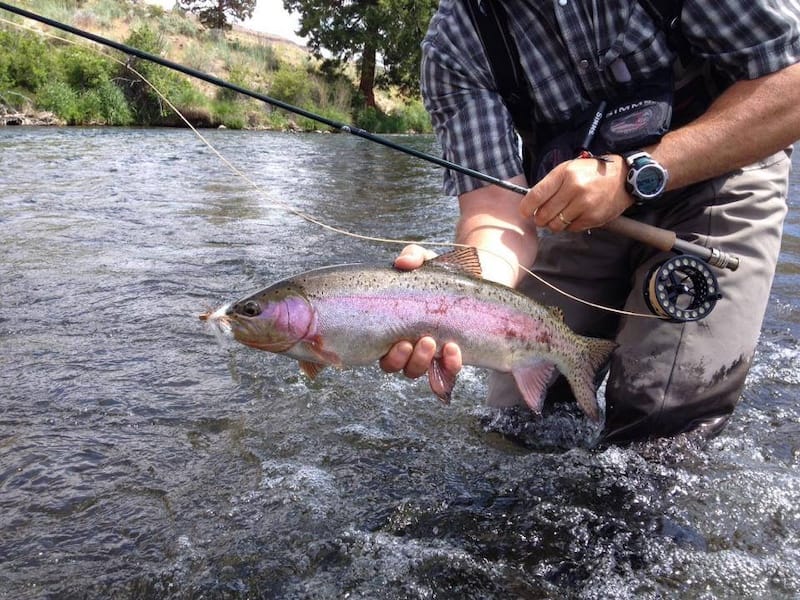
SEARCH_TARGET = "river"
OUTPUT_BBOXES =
[1,127,798,599]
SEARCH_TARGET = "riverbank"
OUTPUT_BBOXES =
[0,0,430,133]
[0,105,338,132]
[1,106,63,126]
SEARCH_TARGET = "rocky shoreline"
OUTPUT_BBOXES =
[1,107,64,126]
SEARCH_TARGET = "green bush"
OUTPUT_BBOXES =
[85,0,128,27]
[354,100,432,134]
[216,64,250,102]
[243,42,280,73]
[181,39,208,71]
[268,67,310,106]
[212,99,246,129]
[166,82,209,111]
[121,25,203,124]
[34,0,85,28]
[313,105,350,129]
[1,0,428,132]
[37,80,80,123]
[93,79,135,125]
[37,78,133,125]
[145,4,166,19]
[160,11,201,37]
[391,99,432,133]
[353,105,382,132]
[257,108,291,130]
[0,29,53,92]
[57,45,116,89]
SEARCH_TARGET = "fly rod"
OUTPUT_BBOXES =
[0,1,739,272]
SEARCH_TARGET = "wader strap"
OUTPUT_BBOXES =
[637,0,691,64]
[636,0,727,126]
[464,0,538,181]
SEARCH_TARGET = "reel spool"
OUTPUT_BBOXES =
[644,255,721,322]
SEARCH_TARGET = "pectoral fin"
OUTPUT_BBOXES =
[428,357,457,404]
[299,360,326,379]
[511,360,556,415]
[296,337,342,379]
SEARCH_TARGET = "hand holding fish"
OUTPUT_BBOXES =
[381,180,540,386]
[378,244,463,379]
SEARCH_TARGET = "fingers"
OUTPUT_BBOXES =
[403,337,437,379]
[549,210,577,232]
[524,156,634,232]
[379,338,463,380]
[519,166,573,230]
[440,342,463,375]
[379,339,415,373]
[527,201,575,232]
[518,159,618,232]
[393,244,437,271]
[526,199,577,233]
[519,165,559,219]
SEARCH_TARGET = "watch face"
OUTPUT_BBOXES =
[636,164,666,197]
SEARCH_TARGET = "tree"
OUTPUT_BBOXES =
[178,0,256,30]
[376,0,437,92]
[283,0,437,108]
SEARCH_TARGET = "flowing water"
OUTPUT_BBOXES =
[1,127,798,599]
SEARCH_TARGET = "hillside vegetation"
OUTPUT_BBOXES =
[0,0,431,132]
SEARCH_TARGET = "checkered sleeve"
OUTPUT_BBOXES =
[683,0,800,79]
[420,2,523,197]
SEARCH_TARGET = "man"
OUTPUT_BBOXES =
[380,0,800,442]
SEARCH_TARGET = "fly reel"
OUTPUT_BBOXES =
[644,255,721,322]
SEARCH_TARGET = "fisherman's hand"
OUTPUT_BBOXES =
[379,245,463,379]
[380,337,463,380]
[519,155,633,232]
[391,243,434,270]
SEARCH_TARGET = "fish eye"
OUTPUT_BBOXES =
[240,301,261,317]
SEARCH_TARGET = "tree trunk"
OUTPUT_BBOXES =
[216,0,225,29]
[359,41,377,108]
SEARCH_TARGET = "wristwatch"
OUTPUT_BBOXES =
[623,151,669,205]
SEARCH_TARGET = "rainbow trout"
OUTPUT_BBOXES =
[201,248,616,421]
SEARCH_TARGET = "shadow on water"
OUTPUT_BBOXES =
[0,128,798,599]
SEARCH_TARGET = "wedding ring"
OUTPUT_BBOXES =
[558,212,572,226]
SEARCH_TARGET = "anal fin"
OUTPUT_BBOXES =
[511,360,556,415]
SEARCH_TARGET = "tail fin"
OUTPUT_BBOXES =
[565,336,617,422]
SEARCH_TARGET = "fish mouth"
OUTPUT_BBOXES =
[199,303,233,337]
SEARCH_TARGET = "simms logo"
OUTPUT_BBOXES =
[604,99,657,119]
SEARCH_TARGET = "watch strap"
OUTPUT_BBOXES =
[623,150,652,167]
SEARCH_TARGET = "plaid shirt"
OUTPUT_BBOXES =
[422,0,800,195]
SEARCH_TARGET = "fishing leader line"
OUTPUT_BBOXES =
[0,8,661,320]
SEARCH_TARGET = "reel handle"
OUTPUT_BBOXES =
[603,216,740,271]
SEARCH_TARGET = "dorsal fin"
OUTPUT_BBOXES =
[425,247,483,279]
